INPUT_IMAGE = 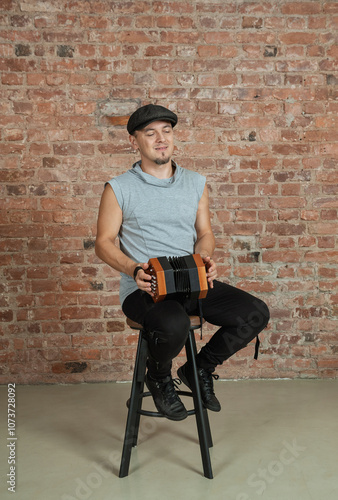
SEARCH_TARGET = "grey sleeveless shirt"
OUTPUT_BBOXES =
[106,161,206,305]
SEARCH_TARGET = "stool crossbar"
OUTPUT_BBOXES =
[119,316,213,479]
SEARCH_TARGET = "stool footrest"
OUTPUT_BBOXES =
[126,390,199,418]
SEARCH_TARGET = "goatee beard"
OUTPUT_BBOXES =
[154,157,170,165]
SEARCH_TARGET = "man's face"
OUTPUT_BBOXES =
[129,120,174,166]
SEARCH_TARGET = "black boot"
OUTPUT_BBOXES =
[145,373,188,421]
[178,362,221,412]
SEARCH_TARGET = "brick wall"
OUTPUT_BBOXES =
[0,0,337,384]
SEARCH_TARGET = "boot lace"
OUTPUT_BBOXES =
[161,377,182,404]
[198,369,219,396]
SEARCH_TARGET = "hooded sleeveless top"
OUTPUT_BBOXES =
[106,161,206,305]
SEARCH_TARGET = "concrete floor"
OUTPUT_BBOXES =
[0,379,337,500]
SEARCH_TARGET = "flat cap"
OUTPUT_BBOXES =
[127,104,177,135]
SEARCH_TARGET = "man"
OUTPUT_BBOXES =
[95,104,270,421]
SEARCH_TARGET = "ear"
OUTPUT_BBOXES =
[129,134,139,151]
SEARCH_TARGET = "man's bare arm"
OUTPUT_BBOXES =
[95,185,152,293]
[194,184,217,287]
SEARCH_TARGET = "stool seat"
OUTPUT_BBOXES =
[126,315,205,330]
[119,315,213,479]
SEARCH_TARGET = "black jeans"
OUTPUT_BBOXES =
[122,280,270,378]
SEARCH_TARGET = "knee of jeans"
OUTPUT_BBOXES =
[144,300,190,341]
[236,299,270,342]
[251,299,270,332]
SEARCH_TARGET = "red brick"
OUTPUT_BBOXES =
[145,45,173,57]
[279,32,317,45]
[81,348,101,360]
[237,280,277,293]
[2,73,24,85]
[31,280,58,293]
[61,307,101,320]
[269,197,306,208]
[79,15,109,29]
[321,209,337,220]
[72,335,110,347]
[324,2,338,14]
[0,310,13,322]
[31,308,60,321]
[61,281,92,292]
[262,250,302,263]
[203,32,233,44]
[317,358,338,369]
[52,361,88,374]
[161,31,200,44]
[318,236,335,248]
[305,250,338,263]
[153,1,193,14]
[106,321,125,333]
[134,15,154,28]
[282,2,321,15]
[242,17,263,29]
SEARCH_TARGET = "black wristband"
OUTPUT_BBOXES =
[133,265,143,281]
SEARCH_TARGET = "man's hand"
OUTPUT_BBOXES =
[134,263,153,295]
[201,255,217,289]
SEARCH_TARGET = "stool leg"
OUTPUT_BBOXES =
[132,333,148,447]
[189,329,213,449]
[202,406,213,449]
[119,332,148,478]
[185,328,213,479]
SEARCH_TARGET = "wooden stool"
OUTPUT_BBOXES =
[119,316,214,479]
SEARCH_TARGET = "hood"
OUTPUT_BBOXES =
[130,161,182,188]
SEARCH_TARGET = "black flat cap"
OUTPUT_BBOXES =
[127,104,177,135]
